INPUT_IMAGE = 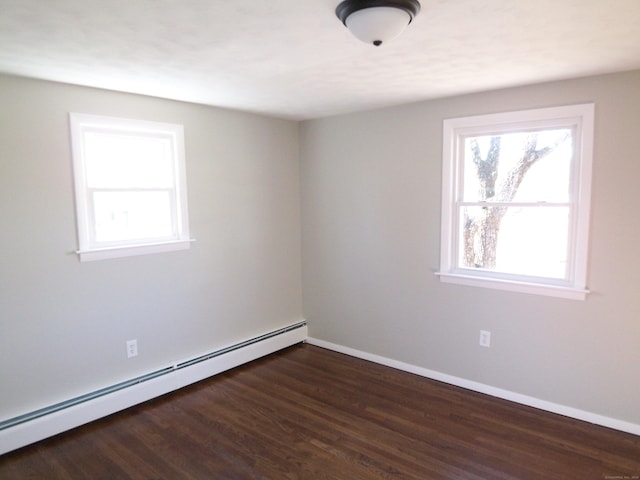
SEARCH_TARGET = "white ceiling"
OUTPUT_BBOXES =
[1,0,639,120]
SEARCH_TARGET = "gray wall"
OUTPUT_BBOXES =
[300,70,640,425]
[2,69,639,430]
[0,75,302,420]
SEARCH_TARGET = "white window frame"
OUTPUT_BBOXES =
[438,104,594,300]
[70,113,192,262]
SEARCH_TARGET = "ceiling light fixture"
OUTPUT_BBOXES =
[335,0,421,47]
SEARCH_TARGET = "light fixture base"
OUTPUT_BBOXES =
[336,0,421,46]
[336,0,421,25]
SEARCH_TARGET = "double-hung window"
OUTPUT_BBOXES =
[438,104,594,300]
[70,113,191,262]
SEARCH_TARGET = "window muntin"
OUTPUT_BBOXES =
[70,113,191,262]
[439,104,594,300]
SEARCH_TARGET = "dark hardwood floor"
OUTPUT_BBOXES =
[1,343,639,479]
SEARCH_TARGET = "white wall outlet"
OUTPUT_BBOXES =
[126,339,138,358]
[479,330,491,348]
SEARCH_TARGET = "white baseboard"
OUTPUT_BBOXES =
[0,323,307,455]
[306,337,640,437]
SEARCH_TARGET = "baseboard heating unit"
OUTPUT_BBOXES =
[0,321,307,455]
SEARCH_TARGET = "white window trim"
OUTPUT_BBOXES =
[69,113,193,262]
[75,239,195,262]
[438,104,595,300]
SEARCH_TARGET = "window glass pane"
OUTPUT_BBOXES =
[462,129,572,203]
[458,206,570,279]
[84,132,175,189]
[93,191,174,243]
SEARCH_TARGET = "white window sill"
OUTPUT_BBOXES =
[435,272,589,301]
[76,239,195,262]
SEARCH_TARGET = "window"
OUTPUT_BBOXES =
[70,113,191,262]
[438,104,594,300]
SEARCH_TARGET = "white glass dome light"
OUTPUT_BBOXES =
[336,0,421,47]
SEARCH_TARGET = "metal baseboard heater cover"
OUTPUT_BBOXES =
[0,321,307,453]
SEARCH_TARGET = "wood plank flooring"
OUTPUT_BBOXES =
[1,343,639,479]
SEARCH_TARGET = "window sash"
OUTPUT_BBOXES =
[87,188,179,247]
[453,204,574,284]
[458,129,575,204]
[83,130,177,189]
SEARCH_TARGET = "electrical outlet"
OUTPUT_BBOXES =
[479,330,491,348]
[126,339,138,358]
